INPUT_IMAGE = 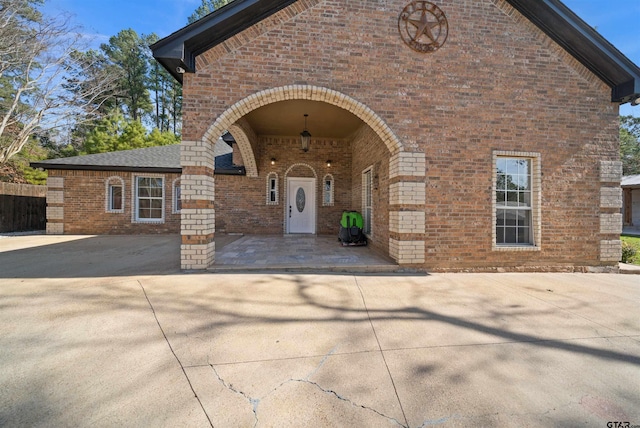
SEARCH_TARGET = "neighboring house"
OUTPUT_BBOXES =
[622,175,640,228]
[43,0,640,272]
[31,140,236,234]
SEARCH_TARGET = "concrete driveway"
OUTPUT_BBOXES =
[1,235,639,427]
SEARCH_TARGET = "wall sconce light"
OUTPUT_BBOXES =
[326,160,332,167]
[271,158,276,165]
[300,113,311,152]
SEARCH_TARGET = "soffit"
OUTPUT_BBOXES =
[243,100,362,139]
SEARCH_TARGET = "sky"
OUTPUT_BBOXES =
[42,0,640,117]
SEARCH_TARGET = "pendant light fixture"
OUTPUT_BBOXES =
[300,113,311,152]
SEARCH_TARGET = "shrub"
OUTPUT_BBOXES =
[621,241,637,264]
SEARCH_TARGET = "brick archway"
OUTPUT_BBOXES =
[202,85,404,169]
[180,85,426,269]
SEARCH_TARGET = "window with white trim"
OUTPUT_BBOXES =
[172,179,181,213]
[322,174,334,206]
[494,153,541,249]
[362,167,373,235]
[266,172,278,205]
[134,176,164,222]
[105,177,124,213]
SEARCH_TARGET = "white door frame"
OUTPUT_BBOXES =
[286,177,316,234]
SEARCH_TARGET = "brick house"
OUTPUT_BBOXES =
[622,175,640,229]
[42,0,640,272]
[32,141,235,235]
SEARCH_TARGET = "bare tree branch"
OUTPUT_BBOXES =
[0,0,120,165]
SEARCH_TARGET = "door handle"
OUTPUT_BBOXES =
[289,206,292,218]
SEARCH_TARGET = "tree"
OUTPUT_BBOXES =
[100,29,153,122]
[147,33,182,134]
[187,0,234,23]
[620,115,640,176]
[0,0,117,165]
[82,112,178,155]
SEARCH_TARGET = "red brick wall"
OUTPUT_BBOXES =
[183,0,619,269]
[51,170,181,234]
[350,125,390,255]
[215,136,351,235]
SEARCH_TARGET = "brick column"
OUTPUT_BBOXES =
[180,140,216,270]
[599,161,622,263]
[388,152,426,265]
[46,176,64,234]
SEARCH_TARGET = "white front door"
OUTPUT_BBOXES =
[287,177,316,234]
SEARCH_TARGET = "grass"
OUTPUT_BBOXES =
[621,235,640,265]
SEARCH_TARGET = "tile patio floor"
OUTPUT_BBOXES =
[211,234,399,272]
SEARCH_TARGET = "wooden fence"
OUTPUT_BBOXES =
[0,183,46,233]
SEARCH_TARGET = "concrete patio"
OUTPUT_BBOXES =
[0,234,639,427]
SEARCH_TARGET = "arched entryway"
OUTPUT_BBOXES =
[180,85,426,270]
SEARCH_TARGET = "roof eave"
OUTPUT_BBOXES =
[30,163,246,176]
[150,0,296,84]
[30,163,182,174]
[506,0,640,104]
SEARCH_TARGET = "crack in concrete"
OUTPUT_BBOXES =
[137,280,214,427]
[209,365,260,428]
[291,378,408,427]
[208,346,406,427]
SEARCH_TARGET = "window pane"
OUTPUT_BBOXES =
[363,169,373,235]
[139,199,150,209]
[518,227,530,244]
[515,174,530,190]
[364,207,372,235]
[518,159,529,176]
[174,185,181,212]
[505,159,519,175]
[518,191,531,207]
[139,208,150,218]
[504,210,517,226]
[504,227,517,243]
[150,208,162,218]
[110,186,122,210]
[151,199,162,209]
[517,210,528,227]
[138,187,149,197]
[270,191,276,202]
[497,173,506,191]
[496,209,506,227]
[496,158,507,174]
[496,191,506,206]
[150,187,163,197]
[496,227,504,244]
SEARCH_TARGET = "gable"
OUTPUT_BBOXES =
[151,0,640,105]
[150,0,297,83]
